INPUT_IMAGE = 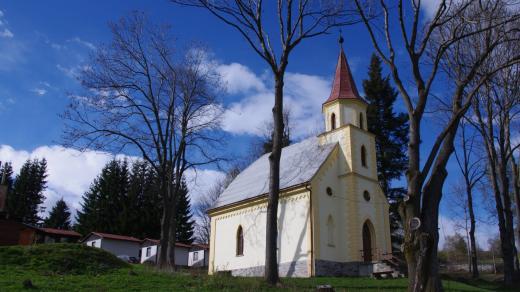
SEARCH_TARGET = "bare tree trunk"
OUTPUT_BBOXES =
[467,185,479,278]
[510,154,520,272]
[497,160,516,285]
[158,180,172,268]
[265,76,284,284]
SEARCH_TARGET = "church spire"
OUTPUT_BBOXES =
[324,37,364,104]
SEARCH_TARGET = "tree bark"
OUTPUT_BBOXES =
[509,154,520,273]
[466,185,479,278]
[265,76,284,284]
[158,178,172,268]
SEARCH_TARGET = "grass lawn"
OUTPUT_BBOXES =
[0,244,517,291]
[1,264,515,291]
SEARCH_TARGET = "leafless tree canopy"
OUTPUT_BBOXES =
[354,0,520,290]
[468,46,520,283]
[62,12,224,269]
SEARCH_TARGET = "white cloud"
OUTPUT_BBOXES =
[217,63,266,94]
[31,88,47,96]
[218,62,328,138]
[68,37,96,50]
[0,145,224,219]
[56,64,90,79]
[184,168,226,205]
[0,28,13,38]
[0,9,13,38]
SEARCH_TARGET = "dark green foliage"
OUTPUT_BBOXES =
[75,159,130,236]
[126,161,162,239]
[175,180,194,244]
[0,243,128,275]
[0,162,14,190]
[0,162,14,217]
[362,54,409,251]
[363,54,409,194]
[7,159,48,225]
[44,199,72,230]
[75,159,193,241]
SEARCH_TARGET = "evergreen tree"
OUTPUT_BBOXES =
[44,198,72,229]
[362,54,409,251]
[175,180,195,244]
[0,162,14,190]
[75,159,129,235]
[0,162,14,217]
[126,161,162,239]
[7,159,48,225]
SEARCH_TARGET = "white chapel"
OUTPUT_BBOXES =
[207,43,392,277]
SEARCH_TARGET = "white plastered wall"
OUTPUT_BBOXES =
[210,190,311,276]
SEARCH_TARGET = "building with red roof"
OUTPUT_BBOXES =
[81,232,141,259]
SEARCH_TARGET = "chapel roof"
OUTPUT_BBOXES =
[324,44,366,104]
[212,136,337,209]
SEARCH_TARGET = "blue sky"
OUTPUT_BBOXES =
[0,1,498,247]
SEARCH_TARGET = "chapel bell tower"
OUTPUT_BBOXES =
[320,37,378,180]
[322,35,368,132]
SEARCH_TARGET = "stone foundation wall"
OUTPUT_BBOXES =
[230,260,308,277]
[315,260,375,276]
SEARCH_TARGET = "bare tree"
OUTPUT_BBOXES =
[353,0,520,290]
[172,0,358,284]
[453,120,485,278]
[62,12,223,269]
[249,108,293,162]
[470,53,520,284]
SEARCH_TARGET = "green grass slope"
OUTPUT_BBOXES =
[0,244,515,291]
[0,243,128,275]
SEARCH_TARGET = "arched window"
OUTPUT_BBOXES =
[359,112,364,130]
[361,145,367,167]
[236,225,244,256]
[327,215,334,246]
[331,113,336,130]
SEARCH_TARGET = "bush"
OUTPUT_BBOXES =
[0,243,129,275]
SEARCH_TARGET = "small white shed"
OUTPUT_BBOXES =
[140,238,191,266]
[81,232,141,258]
[188,244,209,267]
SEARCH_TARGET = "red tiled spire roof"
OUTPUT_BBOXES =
[325,45,365,104]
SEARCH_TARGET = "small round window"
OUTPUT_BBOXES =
[363,191,371,202]
[326,187,333,196]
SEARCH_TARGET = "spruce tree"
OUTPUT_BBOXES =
[175,179,194,244]
[362,54,408,251]
[75,159,129,235]
[127,161,162,239]
[44,198,72,229]
[0,162,13,217]
[0,162,14,189]
[7,159,48,225]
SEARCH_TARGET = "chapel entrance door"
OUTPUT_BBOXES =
[362,222,372,262]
